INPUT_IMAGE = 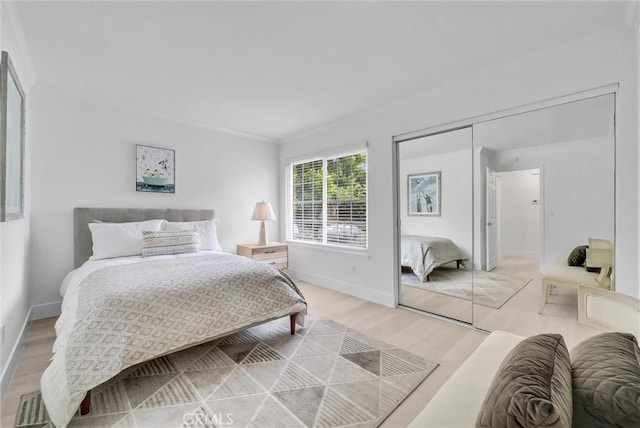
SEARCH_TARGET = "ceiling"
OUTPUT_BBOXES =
[13,1,628,141]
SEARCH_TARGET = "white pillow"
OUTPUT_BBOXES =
[162,219,222,251]
[89,219,165,260]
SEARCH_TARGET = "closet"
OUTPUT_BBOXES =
[394,90,616,328]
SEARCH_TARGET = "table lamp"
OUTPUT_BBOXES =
[251,201,276,245]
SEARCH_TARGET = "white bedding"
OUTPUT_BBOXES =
[43,251,306,427]
[55,251,218,355]
[401,235,468,282]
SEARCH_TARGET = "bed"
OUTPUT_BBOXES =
[40,208,307,428]
[400,235,468,282]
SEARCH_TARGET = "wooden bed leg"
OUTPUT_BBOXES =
[457,260,461,269]
[80,391,91,415]
[290,313,297,335]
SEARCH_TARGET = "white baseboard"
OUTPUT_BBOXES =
[286,268,395,308]
[31,301,62,320]
[0,301,62,405]
[0,308,32,405]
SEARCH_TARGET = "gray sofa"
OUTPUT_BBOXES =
[410,286,640,427]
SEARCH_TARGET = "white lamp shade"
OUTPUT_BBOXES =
[251,201,276,221]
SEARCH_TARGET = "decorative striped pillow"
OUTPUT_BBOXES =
[141,230,200,257]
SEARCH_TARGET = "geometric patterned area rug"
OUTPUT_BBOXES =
[15,314,438,428]
[402,267,532,309]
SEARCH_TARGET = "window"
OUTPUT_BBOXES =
[289,151,367,249]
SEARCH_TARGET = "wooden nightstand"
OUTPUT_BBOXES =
[237,242,288,269]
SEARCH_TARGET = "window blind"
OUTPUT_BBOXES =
[292,159,324,243]
[290,151,367,249]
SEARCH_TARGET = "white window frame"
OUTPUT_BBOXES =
[287,149,368,250]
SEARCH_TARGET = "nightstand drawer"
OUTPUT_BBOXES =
[252,249,287,261]
[261,257,288,268]
[237,242,288,269]
[253,245,287,256]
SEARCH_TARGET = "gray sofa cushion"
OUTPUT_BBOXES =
[475,333,572,428]
[571,332,640,427]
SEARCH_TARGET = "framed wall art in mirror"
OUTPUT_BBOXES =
[135,144,175,193]
[408,171,441,216]
[0,51,26,222]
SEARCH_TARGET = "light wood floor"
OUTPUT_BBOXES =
[0,278,601,428]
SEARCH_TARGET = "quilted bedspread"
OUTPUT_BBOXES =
[401,235,468,282]
[40,253,306,427]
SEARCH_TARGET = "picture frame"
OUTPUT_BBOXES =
[408,171,441,216]
[0,51,26,221]
[135,144,175,193]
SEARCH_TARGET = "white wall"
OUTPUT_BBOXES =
[492,138,614,270]
[0,3,33,400]
[28,85,281,307]
[279,24,639,303]
[400,149,472,259]
[498,169,540,259]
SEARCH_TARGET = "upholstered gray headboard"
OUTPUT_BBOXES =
[74,207,215,268]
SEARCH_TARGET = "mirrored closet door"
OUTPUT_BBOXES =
[395,92,615,331]
[471,94,615,331]
[396,127,473,323]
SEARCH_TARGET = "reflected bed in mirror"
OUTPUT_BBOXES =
[397,127,473,323]
[400,235,467,282]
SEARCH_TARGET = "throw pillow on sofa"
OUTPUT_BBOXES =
[571,332,640,427]
[475,333,573,428]
[567,245,588,267]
